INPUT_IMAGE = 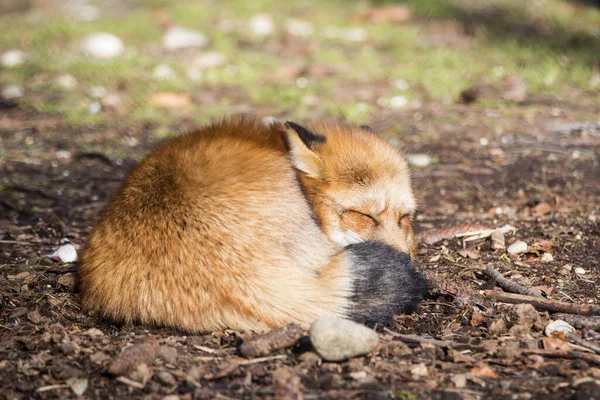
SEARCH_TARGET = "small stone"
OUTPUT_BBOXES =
[162,395,180,400]
[407,154,431,168]
[58,273,76,289]
[1,49,25,67]
[249,14,274,36]
[155,371,176,386]
[192,52,226,69]
[108,337,160,376]
[159,346,178,364]
[507,241,528,255]
[575,267,586,275]
[83,328,105,338]
[89,102,102,114]
[89,86,107,98]
[388,95,408,108]
[411,363,428,378]
[491,230,505,250]
[60,340,81,355]
[451,373,467,388]
[285,20,313,38]
[81,33,124,59]
[49,244,78,263]
[66,377,88,396]
[163,26,208,50]
[56,74,77,90]
[186,67,202,81]
[153,64,175,79]
[2,84,24,100]
[101,93,124,114]
[513,304,541,330]
[541,253,554,262]
[309,316,379,362]
[488,319,508,336]
[545,320,575,337]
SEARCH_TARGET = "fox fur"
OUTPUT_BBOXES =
[78,116,427,332]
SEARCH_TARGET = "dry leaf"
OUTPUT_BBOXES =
[533,202,552,217]
[471,363,498,379]
[470,311,486,327]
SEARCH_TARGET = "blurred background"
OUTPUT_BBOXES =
[1,0,598,135]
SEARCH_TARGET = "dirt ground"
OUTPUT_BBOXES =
[1,89,599,399]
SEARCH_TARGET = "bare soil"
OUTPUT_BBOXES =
[1,98,599,399]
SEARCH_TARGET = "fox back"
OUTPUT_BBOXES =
[78,116,426,332]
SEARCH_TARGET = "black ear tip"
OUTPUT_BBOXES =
[360,125,376,134]
[284,121,298,130]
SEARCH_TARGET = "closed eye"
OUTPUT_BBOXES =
[347,210,379,225]
[398,213,413,225]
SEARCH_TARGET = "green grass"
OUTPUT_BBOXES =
[0,0,598,129]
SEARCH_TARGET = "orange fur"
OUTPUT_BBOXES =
[78,116,417,332]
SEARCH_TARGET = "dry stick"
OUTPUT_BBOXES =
[553,313,600,330]
[239,322,304,358]
[483,290,600,316]
[483,266,542,298]
[565,333,600,355]
[383,328,469,349]
[522,349,600,365]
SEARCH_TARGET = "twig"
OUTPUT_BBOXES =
[36,384,69,393]
[566,333,600,355]
[483,290,600,316]
[383,328,469,349]
[116,376,145,389]
[483,266,542,297]
[74,152,118,168]
[204,355,287,380]
[239,322,304,358]
[0,240,48,246]
[522,349,600,365]
[193,345,221,354]
[552,314,600,330]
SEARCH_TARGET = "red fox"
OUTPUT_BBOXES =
[78,116,427,332]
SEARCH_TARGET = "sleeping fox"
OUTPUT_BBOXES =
[78,116,427,332]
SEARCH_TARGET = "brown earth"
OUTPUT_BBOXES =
[1,97,599,399]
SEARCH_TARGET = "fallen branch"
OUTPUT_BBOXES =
[239,323,304,358]
[566,333,600,355]
[482,266,542,298]
[204,355,287,380]
[383,328,470,349]
[483,291,600,316]
[552,313,600,330]
[522,349,600,365]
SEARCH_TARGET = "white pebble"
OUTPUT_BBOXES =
[507,241,528,255]
[1,50,25,67]
[393,79,409,90]
[249,14,274,36]
[2,84,24,100]
[541,253,554,262]
[50,244,78,263]
[153,64,175,79]
[388,95,408,108]
[192,52,226,69]
[88,86,107,98]
[407,154,432,168]
[186,67,203,81]
[575,267,586,275]
[545,320,575,337]
[285,20,313,38]
[81,33,124,59]
[56,74,77,90]
[309,316,379,361]
[479,137,489,146]
[89,102,101,114]
[163,26,208,50]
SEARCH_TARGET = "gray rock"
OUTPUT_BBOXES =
[309,316,379,362]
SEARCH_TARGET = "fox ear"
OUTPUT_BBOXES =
[283,121,325,178]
